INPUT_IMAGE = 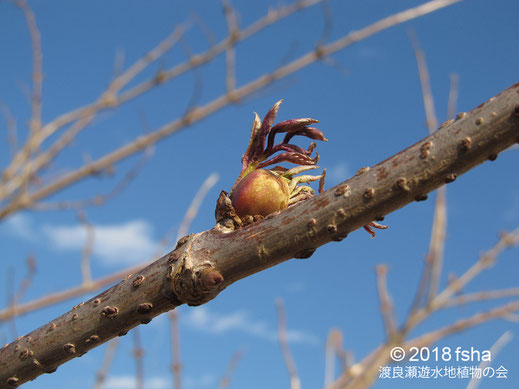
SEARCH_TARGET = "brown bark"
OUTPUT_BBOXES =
[1,82,518,388]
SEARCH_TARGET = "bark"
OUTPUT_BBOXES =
[1,82,518,388]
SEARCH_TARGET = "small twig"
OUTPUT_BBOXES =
[6,266,17,338]
[132,327,144,389]
[0,0,464,220]
[32,146,154,211]
[447,73,459,120]
[504,313,519,323]
[466,331,512,389]
[14,0,43,135]
[93,338,120,389]
[0,261,151,321]
[0,101,18,157]
[77,210,94,285]
[324,328,346,387]
[329,300,519,389]
[112,48,126,80]
[13,255,37,306]
[7,256,36,338]
[406,301,519,351]
[375,265,397,340]
[318,0,333,46]
[176,172,219,242]
[169,311,182,389]
[276,299,301,389]
[0,23,185,190]
[178,37,204,117]
[432,228,519,309]
[444,287,519,307]
[221,0,239,94]
[408,30,447,306]
[219,349,244,389]
[426,185,447,302]
[404,227,519,332]
[408,29,438,133]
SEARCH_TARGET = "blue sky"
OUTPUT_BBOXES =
[1,0,518,388]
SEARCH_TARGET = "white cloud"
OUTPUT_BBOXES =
[3,214,160,265]
[184,373,215,388]
[183,307,318,345]
[104,373,215,389]
[42,220,159,265]
[3,214,36,241]
[104,375,169,389]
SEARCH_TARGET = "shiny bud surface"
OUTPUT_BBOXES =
[230,170,289,218]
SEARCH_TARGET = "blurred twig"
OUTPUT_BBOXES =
[0,172,218,322]
[276,299,301,389]
[77,210,94,285]
[447,73,459,120]
[219,349,244,389]
[32,146,154,211]
[93,338,120,389]
[0,102,18,157]
[132,327,144,389]
[0,0,464,219]
[408,31,448,312]
[176,173,219,242]
[169,311,182,389]
[375,265,397,340]
[466,330,512,389]
[13,0,42,135]
[324,328,350,387]
[445,287,519,307]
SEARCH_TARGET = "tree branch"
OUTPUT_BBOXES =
[0,82,518,387]
[0,0,464,220]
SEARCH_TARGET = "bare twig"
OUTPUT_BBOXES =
[222,0,239,94]
[1,67,517,389]
[409,29,438,132]
[0,262,149,322]
[0,0,464,220]
[0,102,18,157]
[77,210,94,285]
[32,146,154,211]
[93,338,120,389]
[408,31,450,312]
[132,328,144,389]
[426,185,447,302]
[375,265,397,340]
[329,301,519,389]
[13,255,36,306]
[176,173,219,242]
[445,287,519,307]
[0,171,216,323]
[324,328,348,387]
[276,299,301,389]
[0,0,322,195]
[466,331,512,389]
[431,228,519,310]
[219,349,244,389]
[169,311,182,389]
[447,73,459,120]
[0,23,185,193]
[14,0,43,135]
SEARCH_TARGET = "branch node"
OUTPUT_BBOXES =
[445,173,457,183]
[7,377,20,387]
[459,137,472,152]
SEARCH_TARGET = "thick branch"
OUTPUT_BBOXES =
[0,83,518,387]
